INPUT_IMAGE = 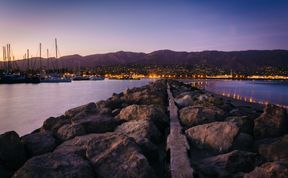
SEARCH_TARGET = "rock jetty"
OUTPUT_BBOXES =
[0,79,288,178]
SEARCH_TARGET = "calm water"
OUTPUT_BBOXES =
[189,79,288,107]
[1,79,288,136]
[0,79,155,135]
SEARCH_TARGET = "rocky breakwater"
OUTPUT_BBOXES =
[0,80,169,178]
[170,80,288,178]
[1,79,288,178]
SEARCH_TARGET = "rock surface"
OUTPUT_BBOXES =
[179,105,225,128]
[55,132,157,178]
[197,150,262,177]
[244,161,288,178]
[86,133,157,178]
[258,135,288,162]
[116,104,168,132]
[12,152,95,178]
[0,131,27,171]
[185,121,240,153]
[116,120,162,144]
[254,104,288,139]
[225,115,254,135]
[65,102,98,118]
[56,114,122,141]
[21,131,57,157]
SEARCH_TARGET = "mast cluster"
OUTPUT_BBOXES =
[1,38,60,73]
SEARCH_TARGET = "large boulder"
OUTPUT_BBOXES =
[12,152,95,178]
[257,135,288,162]
[86,133,156,178]
[197,150,262,177]
[21,131,57,157]
[169,80,198,97]
[41,115,70,133]
[225,116,254,135]
[174,92,197,108]
[57,114,121,141]
[244,161,288,178]
[116,104,169,131]
[0,131,27,171]
[179,105,225,128]
[73,114,122,133]
[185,121,240,153]
[115,120,162,161]
[64,102,97,118]
[0,164,13,178]
[56,123,86,141]
[121,81,167,107]
[99,93,125,110]
[55,133,157,178]
[254,104,288,139]
[116,120,162,144]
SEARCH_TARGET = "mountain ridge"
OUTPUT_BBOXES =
[2,49,288,73]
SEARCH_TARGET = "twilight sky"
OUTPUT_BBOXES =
[1,0,288,58]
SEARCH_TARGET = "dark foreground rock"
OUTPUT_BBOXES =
[54,132,157,178]
[225,115,254,135]
[254,104,288,139]
[185,121,240,153]
[0,131,27,171]
[244,161,288,178]
[21,131,57,157]
[12,151,95,178]
[197,150,263,177]
[257,135,288,162]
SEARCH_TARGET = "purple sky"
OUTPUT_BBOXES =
[1,0,288,59]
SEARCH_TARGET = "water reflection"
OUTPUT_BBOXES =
[0,79,155,135]
[188,79,288,109]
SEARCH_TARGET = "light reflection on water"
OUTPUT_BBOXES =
[188,79,288,109]
[0,79,155,135]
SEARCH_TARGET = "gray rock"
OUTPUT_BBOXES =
[233,133,254,151]
[116,120,162,143]
[65,102,97,118]
[226,116,254,135]
[254,104,288,139]
[21,131,57,157]
[56,124,86,141]
[258,135,288,162]
[56,114,121,141]
[0,164,14,178]
[55,133,157,178]
[179,105,225,128]
[116,104,169,132]
[41,115,70,133]
[12,152,95,178]
[74,114,122,133]
[244,161,288,178]
[198,150,262,177]
[174,92,196,108]
[86,133,157,178]
[116,120,162,161]
[185,121,240,153]
[0,131,27,170]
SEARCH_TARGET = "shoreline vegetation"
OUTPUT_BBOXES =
[0,79,288,178]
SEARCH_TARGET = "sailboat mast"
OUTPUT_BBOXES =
[27,49,30,71]
[47,49,49,70]
[2,46,6,71]
[55,38,58,59]
[7,44,10,72]
[39,43,42,71]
